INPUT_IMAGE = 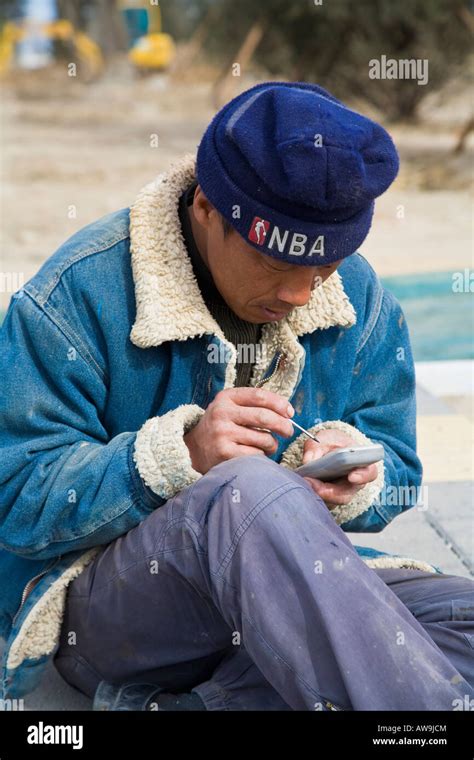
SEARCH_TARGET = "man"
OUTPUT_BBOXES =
[0,82,473,711]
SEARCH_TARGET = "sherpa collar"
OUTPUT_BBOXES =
[129,153,357,353]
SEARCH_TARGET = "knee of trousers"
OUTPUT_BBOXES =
[187,454,328,534]
[185,456,342,589]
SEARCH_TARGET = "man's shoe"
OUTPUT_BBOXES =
[92,680,206,711]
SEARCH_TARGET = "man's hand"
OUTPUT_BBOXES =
[183,388,294,475]
[302,428,378,510]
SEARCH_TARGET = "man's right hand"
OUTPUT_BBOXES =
[183,387,295,475]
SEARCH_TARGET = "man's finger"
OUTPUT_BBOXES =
[233,406,294,438]
[302,440,346,464]
[347,464,378,483]
[231,422,278,452]
[304,476,364,506]
[225,387,294,419]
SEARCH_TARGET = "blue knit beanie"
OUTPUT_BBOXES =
[196,81,399,265]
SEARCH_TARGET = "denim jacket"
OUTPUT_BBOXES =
[0,154,436,700]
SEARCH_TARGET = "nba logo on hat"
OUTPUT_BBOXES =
[248,217,270,246]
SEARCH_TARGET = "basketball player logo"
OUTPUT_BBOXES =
[248,217,270,245]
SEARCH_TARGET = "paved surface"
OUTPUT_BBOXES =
[355,380,473,580]
[1,371,472,711]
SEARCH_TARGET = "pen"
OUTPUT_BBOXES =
[290,419,320,443]
[253,420,320,443]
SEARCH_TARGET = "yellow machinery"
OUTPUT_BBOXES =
[0,19,104,79]
[127,4,175,72]
[128,32,175,71]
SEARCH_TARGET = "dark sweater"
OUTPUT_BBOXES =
[178,182,262,387]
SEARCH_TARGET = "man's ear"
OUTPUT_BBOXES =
[192,185,215,230]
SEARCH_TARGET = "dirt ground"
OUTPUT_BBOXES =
[1,62,473,311]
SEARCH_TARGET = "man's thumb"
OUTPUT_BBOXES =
[302,440,325,464]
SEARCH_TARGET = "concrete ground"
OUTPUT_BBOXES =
[355,370,473,581]
[0,362,471,711]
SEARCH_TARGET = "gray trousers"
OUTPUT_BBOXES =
[54,455,474,710]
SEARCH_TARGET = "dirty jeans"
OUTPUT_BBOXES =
[54,455,474,711]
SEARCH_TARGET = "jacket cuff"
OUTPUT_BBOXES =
[279,419,385,525]
[133,404,205,500]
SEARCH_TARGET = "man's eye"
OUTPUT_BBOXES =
[268,263,291,272]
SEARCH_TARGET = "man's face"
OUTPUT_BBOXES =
[190,186,343,323]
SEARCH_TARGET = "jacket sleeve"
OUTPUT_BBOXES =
[281,287,423,533]
[0,293,203,560]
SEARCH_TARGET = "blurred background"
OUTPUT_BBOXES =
[0,0,473,708]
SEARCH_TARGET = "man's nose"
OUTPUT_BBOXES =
[276,276,315,308]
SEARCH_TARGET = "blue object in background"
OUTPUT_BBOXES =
[121,8,149,48]
[16,0,57,69]
[381,270,474,361]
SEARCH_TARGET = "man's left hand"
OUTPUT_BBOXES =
[301,428,378,510]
